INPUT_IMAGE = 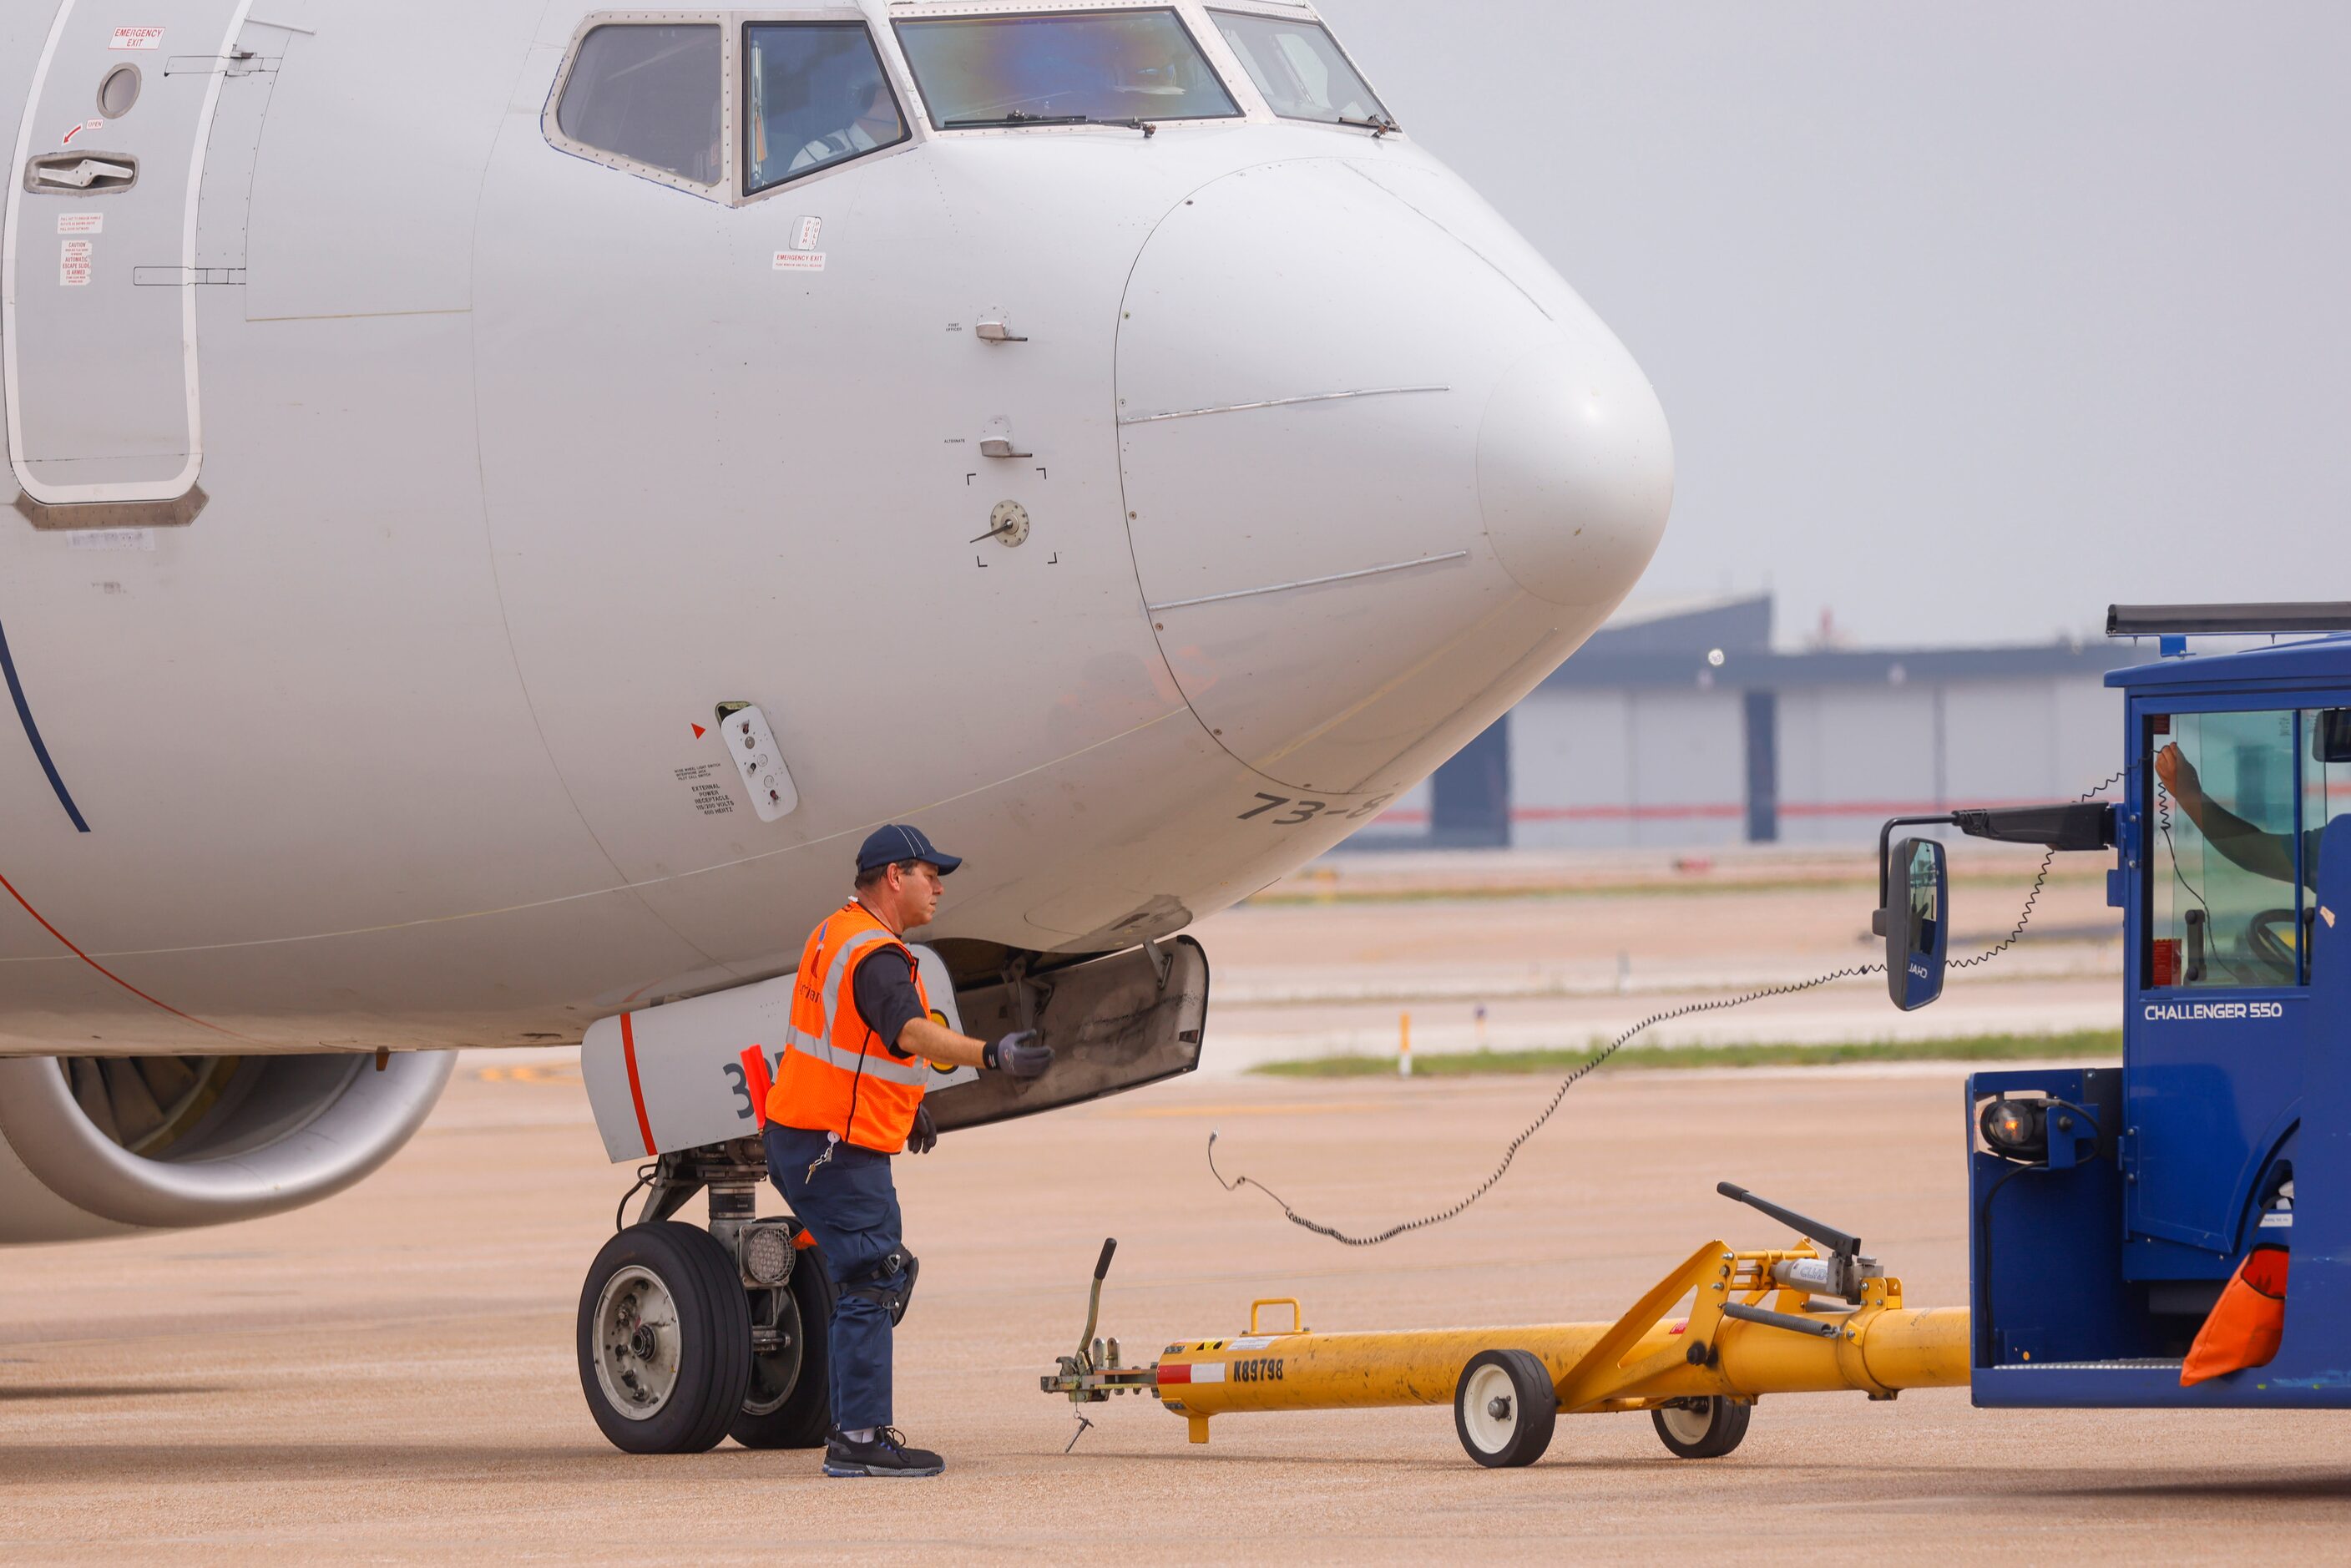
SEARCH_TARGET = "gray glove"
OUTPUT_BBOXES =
[906,1103,938,1156]
[983,1029,1053,1078]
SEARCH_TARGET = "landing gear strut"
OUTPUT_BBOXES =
[576,1138,832,1454]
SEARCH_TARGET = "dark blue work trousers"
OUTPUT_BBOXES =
[764,1122,904,1433]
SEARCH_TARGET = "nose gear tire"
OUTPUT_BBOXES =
[1453,1348,1557,1468]
[576,1222,752,1454]
[1650,1396,1750,1459]
[729,1237,837,1450]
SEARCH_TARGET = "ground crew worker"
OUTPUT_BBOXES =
[764,824,1053,1478]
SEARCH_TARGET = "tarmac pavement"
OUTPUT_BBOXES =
[3,1055,2342,1562]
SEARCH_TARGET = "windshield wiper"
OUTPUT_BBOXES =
[943,111,1156,137]
[1336,114,1400,138]
[943,112,1090,129]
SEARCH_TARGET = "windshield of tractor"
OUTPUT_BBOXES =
[2149,708,2306,988]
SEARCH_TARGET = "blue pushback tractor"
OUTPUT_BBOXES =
[1878,601,2351,1407]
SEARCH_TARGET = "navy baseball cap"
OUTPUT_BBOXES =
[857,823,962,878]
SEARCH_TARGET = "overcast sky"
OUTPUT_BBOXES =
[1321,2,2351,647]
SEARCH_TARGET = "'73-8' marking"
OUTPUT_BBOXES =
[1236,792,1390,826]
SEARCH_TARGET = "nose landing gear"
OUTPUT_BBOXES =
[576,1222,749,1454]
[575,1140,834,1454]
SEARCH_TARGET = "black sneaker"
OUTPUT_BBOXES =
[824,1428,946,1478]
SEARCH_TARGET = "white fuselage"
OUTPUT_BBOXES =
[0,0,1671,1060]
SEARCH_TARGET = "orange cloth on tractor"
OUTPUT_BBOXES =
[2180,1244,2289,1387]
[765,901,933,1154]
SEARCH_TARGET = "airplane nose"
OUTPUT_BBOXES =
[1117,158,1673,798]
[1479,337,1674,611]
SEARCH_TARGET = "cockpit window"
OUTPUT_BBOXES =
[1209,10,1388,127]
[744,23,909,193]
[894,9,1240,129]
[556,25,725,186]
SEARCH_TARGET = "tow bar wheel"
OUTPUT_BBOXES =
[577,1222,751,1454]
[1651,1396,1752,1459]
[1454,1348,1558,1468]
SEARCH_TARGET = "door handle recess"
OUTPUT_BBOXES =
[26,154,137,193]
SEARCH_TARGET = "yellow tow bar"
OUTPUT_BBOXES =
[1041,1183,1969,1465]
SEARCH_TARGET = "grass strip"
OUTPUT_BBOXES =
[1250,1029,2123,1078]
[1242,870,2106,908]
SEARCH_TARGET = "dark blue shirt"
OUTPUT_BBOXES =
[852,947,927,1055]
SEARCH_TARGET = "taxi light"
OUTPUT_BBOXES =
[1979,1097,2048,1162]
[742,1224,795,1286]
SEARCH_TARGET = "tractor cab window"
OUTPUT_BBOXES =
[895,8,1239,129]
[2149,709,2305,988]
[1209,10,1388,126]
[556,24,725,187]
[744,23,909,194]
[2299,708,2351,974]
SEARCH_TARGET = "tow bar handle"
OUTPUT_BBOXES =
[1074,1237,1118,1374]
[1717,1182,1860,1258]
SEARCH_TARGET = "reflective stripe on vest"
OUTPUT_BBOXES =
[786,1031,930,1087]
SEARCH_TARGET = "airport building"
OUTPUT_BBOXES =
[1355,594,2140,848]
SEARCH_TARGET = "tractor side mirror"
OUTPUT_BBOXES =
[1875,837,1948,1010]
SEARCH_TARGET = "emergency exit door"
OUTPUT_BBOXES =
[3,0,250,507]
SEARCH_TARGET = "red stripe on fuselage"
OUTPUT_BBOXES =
[0,867,250,1043]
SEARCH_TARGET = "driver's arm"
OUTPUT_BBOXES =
[895,1015,988,1070]
[2157,743,2298,883]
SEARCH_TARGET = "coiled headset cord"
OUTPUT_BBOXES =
[1207,765,2134,1247]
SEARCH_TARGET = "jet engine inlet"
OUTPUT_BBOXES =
[0,1050,454,1242]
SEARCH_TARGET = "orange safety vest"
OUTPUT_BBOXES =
[2180,1244,2289,1387]
[765,900,933,1155]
